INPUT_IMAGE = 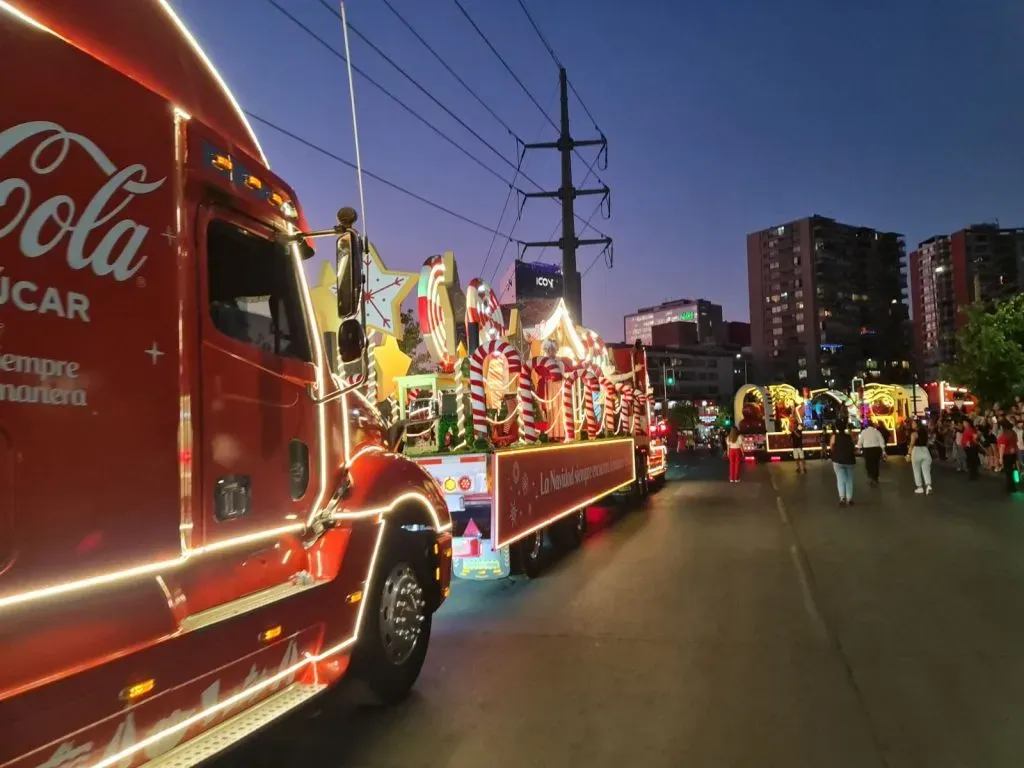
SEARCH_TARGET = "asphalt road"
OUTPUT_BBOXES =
[219,452,1024,768]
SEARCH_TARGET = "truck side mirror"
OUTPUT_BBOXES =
[335,230,364,319]
[338,317,366,364]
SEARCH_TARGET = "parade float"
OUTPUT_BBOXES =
[734,382,909,457]
[310,242,662,579]
[383,252,658,579]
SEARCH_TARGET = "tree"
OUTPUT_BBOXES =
[668,402,698,431]
[942,294,1024,407]
[399,309,432,374]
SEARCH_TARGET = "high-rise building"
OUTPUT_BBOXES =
[747,216,912,388]
[624,298,723,346]
[910,224,1024,381]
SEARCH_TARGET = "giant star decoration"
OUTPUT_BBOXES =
[363,242,416,338]
[372,333,412,401]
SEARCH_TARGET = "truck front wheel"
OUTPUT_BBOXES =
[351,527,432,705]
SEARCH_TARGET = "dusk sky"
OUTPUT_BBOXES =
[177,0,1024,341]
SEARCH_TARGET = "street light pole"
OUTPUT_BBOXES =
[661,360,669,416]
[736,353,748,385]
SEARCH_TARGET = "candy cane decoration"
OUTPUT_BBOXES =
[465,278,505,348]
[634,390,646,435]
[453,360,466,446]
[603,380,618,434]
[581,366,602,438]
[519,362,537,442]
[562,365,576,441]
[618,384,634,436]
[469,339,522,440]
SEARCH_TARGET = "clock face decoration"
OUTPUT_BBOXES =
[362,242,416,338]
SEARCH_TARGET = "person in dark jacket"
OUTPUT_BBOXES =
[830,421,857,506]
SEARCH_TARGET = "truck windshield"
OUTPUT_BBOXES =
[206,219,313,363]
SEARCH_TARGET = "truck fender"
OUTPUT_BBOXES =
[336,448,453,533]
[332,448,453,610]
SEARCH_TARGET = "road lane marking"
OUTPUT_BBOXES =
[789,543,828,642]
[776,495,790,525]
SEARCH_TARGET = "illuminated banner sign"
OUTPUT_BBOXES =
[492,439,635,548]
[514,261,563,301]
[679,310,696,321]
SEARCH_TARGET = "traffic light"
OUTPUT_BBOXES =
[666,375,675,386]
[723,417,732,426]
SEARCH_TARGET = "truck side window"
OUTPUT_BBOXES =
[207,219,313,363]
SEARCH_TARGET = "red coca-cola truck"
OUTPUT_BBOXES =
[0,2,453,766]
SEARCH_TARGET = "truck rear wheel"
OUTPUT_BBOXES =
[549,509,586,552]
[511,529,545,578]
[632,453,650,500]
[351,527,432,705]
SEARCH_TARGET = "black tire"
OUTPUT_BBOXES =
[632,453,649,501]
[350,527,432,705]
[549,509,586,552]
[511,529,545,578]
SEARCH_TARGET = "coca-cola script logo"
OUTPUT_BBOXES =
[0,121,167,282]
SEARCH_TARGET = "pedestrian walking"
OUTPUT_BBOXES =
[820,425,831,460]
[857,420,886,486]
[726,426,743,483]
[907,422,933,494]
[997,420,1019,493]
[791,423,807,473]
[830,421,856,506]
[962,419,980,480]
[952,422,967,472]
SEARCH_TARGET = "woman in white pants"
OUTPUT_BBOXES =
[907,423,933,494]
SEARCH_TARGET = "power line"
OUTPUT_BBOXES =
[483,85,556,282]
[515,0,602,134]
[316,0,520,174]
[376,0,521,142]
[531,160,601,262]
[480,147,526,279]
[568,79,602,135]
[265,0,517,191]
[452,0,608,189]
[581,215,613,277]
[247,112,521,242]
[515,0,561,68]
[270,0,606,239]
[450,0,558,133]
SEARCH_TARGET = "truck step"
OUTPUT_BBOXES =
[179,577,324,633]
[146,683,324,768]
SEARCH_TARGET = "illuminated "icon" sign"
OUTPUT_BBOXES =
[536,276,556,289]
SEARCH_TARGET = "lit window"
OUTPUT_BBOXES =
[796,324,805,333]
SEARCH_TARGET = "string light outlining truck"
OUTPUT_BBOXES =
[0,2,452,766]
[394,256,657,580]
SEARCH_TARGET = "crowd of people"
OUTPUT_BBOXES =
[909,401,1024,490]
[718,398,1023,502]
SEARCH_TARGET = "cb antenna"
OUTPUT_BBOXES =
[340,1,368,251]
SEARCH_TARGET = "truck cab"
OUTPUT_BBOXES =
[0,3,451,766]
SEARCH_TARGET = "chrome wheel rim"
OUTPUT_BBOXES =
[378,563,426,665]
[526,531,542,560]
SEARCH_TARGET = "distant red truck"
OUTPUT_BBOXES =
[0,2,452,765]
